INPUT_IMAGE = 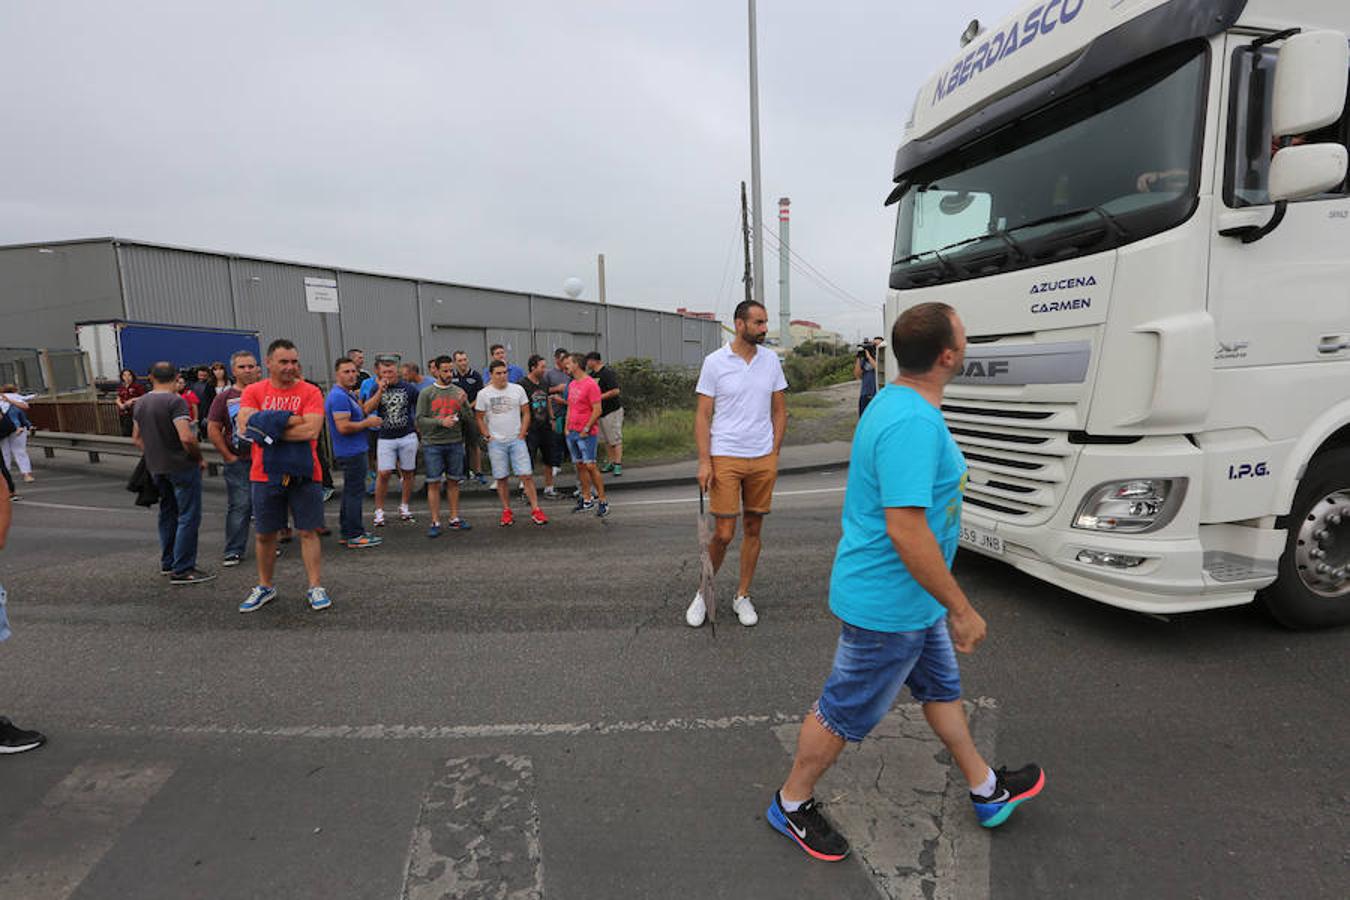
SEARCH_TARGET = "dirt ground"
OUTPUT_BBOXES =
[783,379,862,446]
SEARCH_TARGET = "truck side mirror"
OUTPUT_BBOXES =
[1270,143,1350,202]
[1222,29,1349,242]
[1272,30,1348,137]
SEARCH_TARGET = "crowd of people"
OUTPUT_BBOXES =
[3,299,1044,859]
[124,341,627,608]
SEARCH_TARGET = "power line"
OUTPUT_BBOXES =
[713,213,742,322]
[757,219,881,312]
[757,223,881,313]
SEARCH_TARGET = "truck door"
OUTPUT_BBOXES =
[1210,34,1350,375]
[1206,33,1350,526]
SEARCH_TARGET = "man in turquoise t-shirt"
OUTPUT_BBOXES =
[765,303,1045,863]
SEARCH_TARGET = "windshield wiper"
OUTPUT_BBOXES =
[1001,205,1129,241]
[895,205,1126,272]
[895,232,1001,269]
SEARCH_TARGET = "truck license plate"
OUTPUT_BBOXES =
[959,523,1004,556]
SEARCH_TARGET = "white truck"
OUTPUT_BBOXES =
[885,0,1350,627]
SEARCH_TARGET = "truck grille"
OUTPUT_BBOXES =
[940,400,1079,524]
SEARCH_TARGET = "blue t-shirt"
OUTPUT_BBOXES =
[828,385,968,633]
[326,386,369,458]
[482,363,525,385]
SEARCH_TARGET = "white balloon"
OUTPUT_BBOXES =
[563,277,584,298]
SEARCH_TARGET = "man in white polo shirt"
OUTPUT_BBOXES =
[687,299,788,627]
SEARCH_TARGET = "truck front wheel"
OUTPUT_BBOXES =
[1262,447,1350,628]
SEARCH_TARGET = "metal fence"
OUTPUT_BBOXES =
[0,348,46,392]
[0,347,91,394]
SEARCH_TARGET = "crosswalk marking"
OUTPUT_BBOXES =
[402,755,544,900]
[0,760,175,900]
[772,700,996,900]
[79,712,803,741]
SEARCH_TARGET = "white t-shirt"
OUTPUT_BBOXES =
[474,382,528,442]
[695,344,788,458]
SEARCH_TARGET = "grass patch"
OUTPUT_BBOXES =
[787,393,832,408]
[622,408,697,463]
[622,393,847,463]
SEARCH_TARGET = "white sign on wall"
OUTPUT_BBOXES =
[304,277,340,314]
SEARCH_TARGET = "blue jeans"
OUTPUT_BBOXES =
[222,459,253,559]
[565,431,599,464]
[335,454,368,540]
[154,466,203,575]
[814,619,962,742]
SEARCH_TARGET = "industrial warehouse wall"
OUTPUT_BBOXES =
[0,242,124,348]
[0,239,724,372]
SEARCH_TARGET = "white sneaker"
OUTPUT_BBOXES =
[732,594,758,627]
[685,591,707,627]
[373,508,386,527]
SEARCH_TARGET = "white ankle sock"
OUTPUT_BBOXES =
[972,768,997,798]
[780,795,807,812]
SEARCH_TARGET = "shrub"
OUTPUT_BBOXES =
[609,358,698,418]
[782,348,856,393]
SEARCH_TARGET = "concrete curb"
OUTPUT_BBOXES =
[587,458,851,494]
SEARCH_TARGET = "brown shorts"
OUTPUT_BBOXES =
[709,453,778,518]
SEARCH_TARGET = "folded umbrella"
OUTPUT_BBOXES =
[697,489,716,628]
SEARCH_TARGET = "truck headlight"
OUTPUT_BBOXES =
[1072,478,1186,533]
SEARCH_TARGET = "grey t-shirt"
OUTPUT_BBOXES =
[133,391,195,475]
[544,367,570,419]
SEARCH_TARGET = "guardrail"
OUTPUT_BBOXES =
[28,431,225,476]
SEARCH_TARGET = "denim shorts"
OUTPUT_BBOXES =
[0,581,10,643]
[487,438,532,479]
[251,478,325,534]
[423,442,466,483]
[566,431,598,464]
[813,619,962,742]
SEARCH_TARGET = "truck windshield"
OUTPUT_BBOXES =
[891,42,1207,289]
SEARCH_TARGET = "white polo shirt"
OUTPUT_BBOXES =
[695,343,788,458]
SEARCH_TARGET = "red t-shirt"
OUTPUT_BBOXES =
[565,375,602,436]
[239,379,324,483]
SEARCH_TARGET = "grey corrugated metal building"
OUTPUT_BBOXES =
[0,237,724,372]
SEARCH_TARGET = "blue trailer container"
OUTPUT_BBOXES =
[76,320,262,382]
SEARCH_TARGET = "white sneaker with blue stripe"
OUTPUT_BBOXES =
[307,586,332,611]
[239,585,277,614]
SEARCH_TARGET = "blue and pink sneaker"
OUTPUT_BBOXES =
[971,764,1045,828]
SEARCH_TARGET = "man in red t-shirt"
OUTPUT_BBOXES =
[236,338,331,613]
[562,353,609,517]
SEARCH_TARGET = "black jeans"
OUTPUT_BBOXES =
[334,453,368,540]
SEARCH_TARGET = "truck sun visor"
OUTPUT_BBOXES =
[889,0,1249,199]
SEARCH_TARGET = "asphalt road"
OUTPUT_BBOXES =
[0,460,1346,899]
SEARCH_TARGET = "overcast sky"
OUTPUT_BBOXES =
[1,1,1001,342]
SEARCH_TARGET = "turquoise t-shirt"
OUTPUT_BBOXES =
[828,384,968,633]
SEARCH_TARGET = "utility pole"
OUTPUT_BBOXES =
[597,253,607,304]
[740,181,753,306]
[747,0,765,310]
[777,197,791,350]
